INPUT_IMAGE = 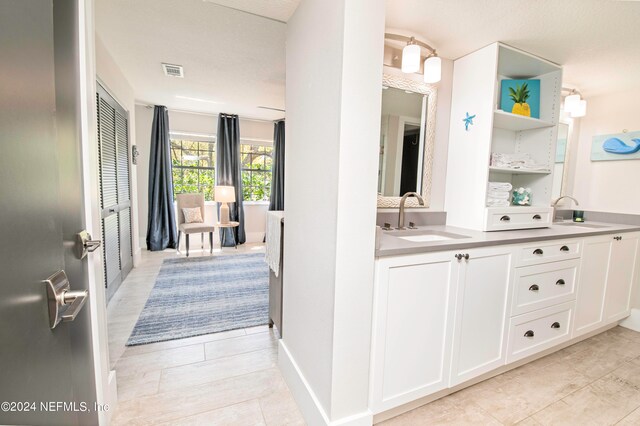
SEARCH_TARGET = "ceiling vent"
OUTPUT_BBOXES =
[162,63,184,78]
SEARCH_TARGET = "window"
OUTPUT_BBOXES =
[171,139,216,201]
[241,144,273,201]
[170,138,273,202]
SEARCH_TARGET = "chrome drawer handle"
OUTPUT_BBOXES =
[500,215,511,222]
[533,248,544,255]
[524,330,535,338]
[560,245,570,252]
[551,322,561,329]
[529,284,539,291]
[556,279,565,286]
[533,214,542,220]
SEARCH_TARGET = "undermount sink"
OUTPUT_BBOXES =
[386,229,470,243]
[554,222,610,229]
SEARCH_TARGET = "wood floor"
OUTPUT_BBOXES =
[108,244,640,425]
[107,243,304,425]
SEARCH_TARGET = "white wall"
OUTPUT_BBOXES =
[281,0,384,424]
[134,106,274,248]
[572,88,640,214]
[95,36,141,264]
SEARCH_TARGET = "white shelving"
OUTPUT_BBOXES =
[444,42,562,232]
[492,110,554,131]
[488,166,551,175]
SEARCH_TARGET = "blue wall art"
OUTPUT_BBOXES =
[591,130,640,161]
[500,79,541,119]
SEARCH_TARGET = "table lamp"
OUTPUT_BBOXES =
[215,185,235,224]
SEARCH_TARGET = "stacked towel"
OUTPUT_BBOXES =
[491,153,548,171]
[487,182,512,207]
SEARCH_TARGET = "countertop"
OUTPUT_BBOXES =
[375,221,640,258]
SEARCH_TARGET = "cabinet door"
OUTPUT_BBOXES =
[573,235,611,337]
[604,233,640,322]
[370,252,458,413]
[450,246,513,386]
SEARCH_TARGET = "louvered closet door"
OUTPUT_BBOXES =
[97,83,133,301]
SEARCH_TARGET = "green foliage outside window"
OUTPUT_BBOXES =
[170,139,273,202]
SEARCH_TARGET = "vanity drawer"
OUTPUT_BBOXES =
[517,240,581,266]
[485,210,551,231]
[511,260,579,316]
[507,302,573,363]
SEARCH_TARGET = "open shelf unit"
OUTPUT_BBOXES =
[444,42,562,231]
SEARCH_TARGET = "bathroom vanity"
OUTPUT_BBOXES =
[370,222,640,418]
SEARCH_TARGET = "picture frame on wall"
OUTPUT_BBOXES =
[500,79,541,119]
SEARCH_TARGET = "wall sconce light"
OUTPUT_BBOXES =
[563,88,587,118]
[385,33,442,84]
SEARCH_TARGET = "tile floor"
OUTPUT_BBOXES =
[108,244,640,426]
[107,242,304,425]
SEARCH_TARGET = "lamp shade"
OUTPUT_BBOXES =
[214,185,235,203]
[570,99,587,118]
[424,56,442,83]
[401,43,421,73]
[564,94,581,113]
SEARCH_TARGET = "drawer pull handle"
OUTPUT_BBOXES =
[556,279,565,286]
[529,284,540,291]
[551,322,561,329]
[533,214,542,220]
[500,215,511,222]
[524,330,535,338]
[533,248,544,255]
[560,245,570,252]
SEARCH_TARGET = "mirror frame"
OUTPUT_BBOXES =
[557,118,574,201]
[377,73,438,208]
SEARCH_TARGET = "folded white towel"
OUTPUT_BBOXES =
[265,211,285,277]
[486,199,510,207]
[491,153,549,171]
[488,181,513,191]
[487,191,510,200]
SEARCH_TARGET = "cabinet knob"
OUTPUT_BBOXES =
[533,248,544,255]
[533,214,542,220]
[551,322,561,329]
[556,279,565,286]
[524,330,535,338]
[464,253,470,260]
[560,245,570,252]
[529,284,540,292]
[455,254,463,260]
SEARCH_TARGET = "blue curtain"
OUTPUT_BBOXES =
[146,106,177,251]
[216,113,246,246]
[269,120,285,211]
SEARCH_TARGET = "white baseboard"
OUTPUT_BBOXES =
[133,247,142,267]
[278,341,373,426]
[620,309,640,332]
[106,369,117,424]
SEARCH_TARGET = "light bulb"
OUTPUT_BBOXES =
[570,99,587,118]
[401,43,421,73]
[424,56,442,83]
[564,94,581,113]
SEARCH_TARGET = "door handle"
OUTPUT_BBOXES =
[532,214,542,220]
[529,284,540,291]
[524,330,535,338]
[533,248,544,255]
[500,215,511,222]
[551,322,561,329]
[43,270,89,329]
[556,279,566,286]
[74,230,102,259]
[560,245,570,252]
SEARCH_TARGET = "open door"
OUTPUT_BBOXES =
[0,1,104,425]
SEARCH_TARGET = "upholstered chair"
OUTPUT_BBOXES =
[176,193,216,256]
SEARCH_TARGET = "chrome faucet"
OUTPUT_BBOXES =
[552,195,579,222]
[398,192,424,229]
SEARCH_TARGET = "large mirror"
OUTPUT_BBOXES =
[552,121,570,200]
[377,74,437,208]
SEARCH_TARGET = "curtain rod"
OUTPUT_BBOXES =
[135,103,283,124]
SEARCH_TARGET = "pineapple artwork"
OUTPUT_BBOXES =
[500,79,541,119]
[509,83,531,117]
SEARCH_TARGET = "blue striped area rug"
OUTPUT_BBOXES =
[126,253,269,346]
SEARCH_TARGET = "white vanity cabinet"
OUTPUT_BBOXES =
[574,232,640,337]
[370,251,458,412]
[449,246,512,385]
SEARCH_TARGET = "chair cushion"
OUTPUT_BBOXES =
[179,222,216,233]
[182,207,203,224]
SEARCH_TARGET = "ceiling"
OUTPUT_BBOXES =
[95,0,289,120]
[386,0,640,97]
